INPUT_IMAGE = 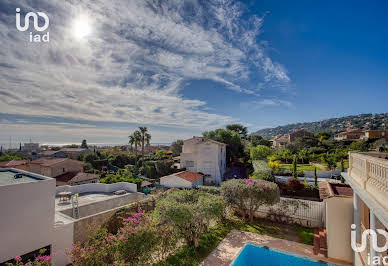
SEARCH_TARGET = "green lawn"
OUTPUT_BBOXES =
[155,218,313,266]
[279,164,323,171]
[320,160,349,170]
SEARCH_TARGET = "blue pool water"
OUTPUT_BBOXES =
[232,244,333,266]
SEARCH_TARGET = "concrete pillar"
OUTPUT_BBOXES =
[353,193,361,243]
[370,211,376,265]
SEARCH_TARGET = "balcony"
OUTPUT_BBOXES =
[348,152,388,211]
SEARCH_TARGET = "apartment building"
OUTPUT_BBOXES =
[180,137,226,185]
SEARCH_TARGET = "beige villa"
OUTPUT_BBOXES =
[344,152,388,266]
[180,137,227,185]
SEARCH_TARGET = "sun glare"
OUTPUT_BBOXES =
[72,16,92,39]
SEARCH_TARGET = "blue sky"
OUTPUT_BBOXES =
[0,0,387,146]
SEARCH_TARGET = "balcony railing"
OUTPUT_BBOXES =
[348,152,388,211]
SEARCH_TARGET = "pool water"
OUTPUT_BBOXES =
[232,243,334,266]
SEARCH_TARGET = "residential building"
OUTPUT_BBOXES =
[28,158,84,178]
[59,148,91,159]
[160,170,203,188]
[271,135,289,148]
[271,129,314,148]
[55,172,100,186]
[335,129,388,141]
[319,182,354,262]
[38,150,67,158]
[344,152,388,266]
[22,142,40,153]
[363,129,388,140]
[0,168,64,265]
[180,137,226,185]
[0,168,143,265]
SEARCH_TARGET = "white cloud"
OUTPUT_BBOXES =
[0,0,290,140]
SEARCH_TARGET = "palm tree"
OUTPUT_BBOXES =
[133,130,142,157]
[145,133,151,154]
[128,135,135,152]
[139,127,148,157]
[298,149,309,164]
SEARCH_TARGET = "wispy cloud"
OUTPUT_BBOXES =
[241,98,293,109]
[0,0,290,141]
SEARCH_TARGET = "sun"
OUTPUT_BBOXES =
[72,16,92,39]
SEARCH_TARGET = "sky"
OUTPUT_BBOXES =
[0,0,387,146]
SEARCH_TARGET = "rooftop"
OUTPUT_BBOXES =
[319,182,353,200]
[0,169,42,186]
[0,160,28,167]
[164,170,203,183]
[30,158,83,167]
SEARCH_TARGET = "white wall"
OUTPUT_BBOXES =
[326,197,354,263]
[0,170,56,263]
[51,214,74,266]
[56,182,137,194]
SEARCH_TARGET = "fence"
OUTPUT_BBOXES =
[255,197,324,228]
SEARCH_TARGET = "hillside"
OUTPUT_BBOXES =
[253,113,388,139]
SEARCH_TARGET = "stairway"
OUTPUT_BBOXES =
[313,228,327,257]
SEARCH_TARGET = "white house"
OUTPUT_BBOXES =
[160,170,203,188]
[180,137,226,185]
[0,168,70,265]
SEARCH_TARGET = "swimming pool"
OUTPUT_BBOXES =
[232,243,335,266]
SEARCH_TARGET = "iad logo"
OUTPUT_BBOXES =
[351,224,388,265]
[16,8,49,42]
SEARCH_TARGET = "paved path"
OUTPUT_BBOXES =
[200,230,351,266]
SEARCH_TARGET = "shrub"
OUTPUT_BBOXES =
[70,208,177,265]
[153,190,224,247]
[221,179,280,222]
[197,185,221,195]
[250,145,271,160]
[251,171,274,182]
[286,177,304,191]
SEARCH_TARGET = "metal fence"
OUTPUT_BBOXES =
[255,197,324,227]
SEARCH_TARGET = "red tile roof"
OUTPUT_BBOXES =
[319,182,353,200]
[55,172,99,186]
[30,158,83,167]
[0,160,28,167]
[164,170,203,183]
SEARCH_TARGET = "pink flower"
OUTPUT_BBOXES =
[245,178,254,185]
[14,256,21,262]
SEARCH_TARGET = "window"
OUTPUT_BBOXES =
[186,160,194,167]
[62,168,65,172]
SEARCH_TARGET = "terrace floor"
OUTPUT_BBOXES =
[200,230,351,266]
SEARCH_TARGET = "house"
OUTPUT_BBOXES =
[0,168,69,265]
[38,150,67,158]
[342,152,388,265]
[28,158,84,178]
[54,172,100,186]
[59,148,91,159]
[22,142,40,153]
[0,160,29,171]
[288,128,314,142]
[319,182,354,262]
[334,129,366,141]
[271,135,289,148]
[180,137,226,185]
[362,129,388,140]
[271,129,314,147]
[160,170,203,188]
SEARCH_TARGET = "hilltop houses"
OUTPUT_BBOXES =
[335,129,388,141]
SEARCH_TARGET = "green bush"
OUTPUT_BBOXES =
[250,145,271,160]
[252,160,274,182]
[197,185,221,195]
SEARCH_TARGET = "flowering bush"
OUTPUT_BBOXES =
[69,207,177,265]
[5,249,51,266]
[221,178,280,222]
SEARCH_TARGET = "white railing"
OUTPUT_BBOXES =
[56,182,137,195]
[255,197,324,227]
[349,152,388,211]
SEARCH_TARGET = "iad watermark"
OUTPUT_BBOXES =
[16,8,49,42]
[351,224,388,265]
